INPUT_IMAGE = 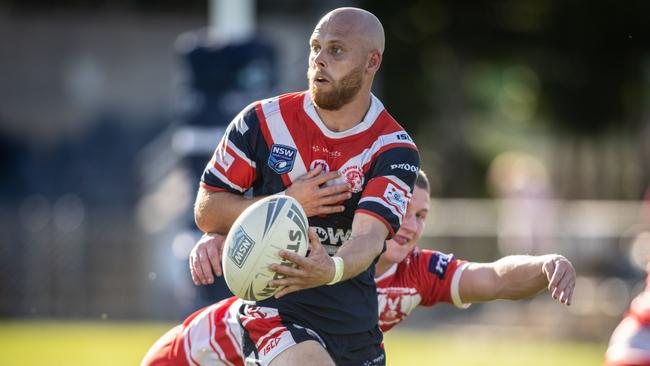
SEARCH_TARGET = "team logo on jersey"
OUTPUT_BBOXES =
[428,252,453,279]
[268,144,297,174]
[309,159,329,173]
[383,183,408,215]
[341,166,364,193]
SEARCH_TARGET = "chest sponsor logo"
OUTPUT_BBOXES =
[383,183,407,215]
[309,159,330,173]
[268,144,297,174]
[428,252,453,279]
[342,165,364,193]
[390,163,418,173]
[313,226,352,246]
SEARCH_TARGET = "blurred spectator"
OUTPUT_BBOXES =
[488,151,557,255]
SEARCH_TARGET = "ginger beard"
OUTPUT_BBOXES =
[308,64,364,111]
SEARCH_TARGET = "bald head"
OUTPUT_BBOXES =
[314,7,385,54]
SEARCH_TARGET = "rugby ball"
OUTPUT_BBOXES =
[222,195,309,301]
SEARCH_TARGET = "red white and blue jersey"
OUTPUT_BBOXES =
[375,248,470,333]
[201,91,420,334]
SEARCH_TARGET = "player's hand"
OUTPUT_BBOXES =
[268,228,337,298]
[189,232,225,285]
[285,165,351,217]
[542,255,576,306]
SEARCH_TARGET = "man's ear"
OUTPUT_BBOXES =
[367,52,381,70]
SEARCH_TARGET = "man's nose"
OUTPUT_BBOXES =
[400,212,416,232]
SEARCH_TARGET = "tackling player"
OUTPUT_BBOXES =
[191,7,419,365]
[605,262,650,366]
[142,170,576,365]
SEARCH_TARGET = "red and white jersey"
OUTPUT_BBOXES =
[605,273,650,366]
[180,297,244,366]
[374,247,470,333]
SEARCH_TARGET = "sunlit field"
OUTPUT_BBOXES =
[0,321,607,365]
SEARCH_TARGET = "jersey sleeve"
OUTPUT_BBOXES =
[416,250,471,309]
[200,104,259,194]
[356,134,420,238]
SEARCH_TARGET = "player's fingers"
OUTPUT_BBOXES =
[318,192,352,206]
[308,228,322,253]
[315,205,346,215]
[317,183,351,197]
[206,242,222,277]
[548,263,565,292]
[274,285,301,299]
[189,252,201,285]
[295,165,323,182]
[197,247,214,285]
[555,269,573,295]
[542,260,556,285]
[564,284,575,305]
[313,170,341,185]
[279,249,309,267]
[269,263,302,278]
[191,251,208,285]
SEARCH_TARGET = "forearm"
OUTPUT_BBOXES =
[490,254,556,300]
[335,223,386,281]
[194,187,263,234]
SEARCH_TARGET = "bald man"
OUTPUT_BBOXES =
[189,7,418,366]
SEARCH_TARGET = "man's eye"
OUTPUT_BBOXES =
[311,45,321,53]
[331,47,342,54]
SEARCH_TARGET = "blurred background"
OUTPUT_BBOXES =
[1,0,649,364]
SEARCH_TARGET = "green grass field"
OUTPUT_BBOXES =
[0,321,607,365]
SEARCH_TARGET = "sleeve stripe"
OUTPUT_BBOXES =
[450,262,472,309]
[200,182,228,192]
[226,143,256,168]
[358,197,403,225]
[208,166,246,192]
[355,209,395,238]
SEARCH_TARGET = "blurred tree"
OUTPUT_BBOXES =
[364,0,650,199]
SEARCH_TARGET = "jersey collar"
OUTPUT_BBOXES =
[303,91,385,139]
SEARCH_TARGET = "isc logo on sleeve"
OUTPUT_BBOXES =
[268,144,297,174]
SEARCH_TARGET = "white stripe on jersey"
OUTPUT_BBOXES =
[208,311,236,366]
[233,112,249,135]
[227,140,256,169]
[224,300,243,355]
[208,165,246,192]
[303,92,386,139]
[214,149,235,171]
[261,97,308,182]
[358,196,403,225]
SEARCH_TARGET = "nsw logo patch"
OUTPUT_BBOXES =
[268,144,297,174]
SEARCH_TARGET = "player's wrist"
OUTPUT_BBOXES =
[327,256,345,285]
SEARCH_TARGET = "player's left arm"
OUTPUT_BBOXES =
[459,254,576,306]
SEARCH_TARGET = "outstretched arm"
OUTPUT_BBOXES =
[458,254,575,306]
